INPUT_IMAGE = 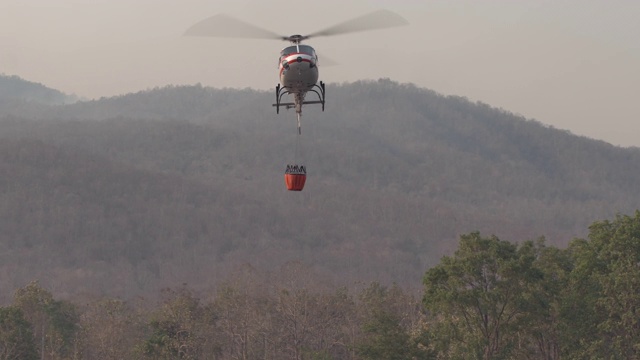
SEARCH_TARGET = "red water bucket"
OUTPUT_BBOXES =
[285,173,306,191]
[285,164,306,191]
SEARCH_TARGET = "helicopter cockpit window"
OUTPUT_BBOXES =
[280,46,297,57]
[280,45,316,57]
[298,45,316,56]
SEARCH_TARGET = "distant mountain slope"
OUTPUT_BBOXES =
[0,138,299,299]
[0,74,78,105]
[1,79,639,299]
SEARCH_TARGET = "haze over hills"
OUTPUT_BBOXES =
[1,78,639,300]
[0,74,80,106]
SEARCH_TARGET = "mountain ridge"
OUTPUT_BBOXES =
[0,78,638,300]
[0,74,79,106]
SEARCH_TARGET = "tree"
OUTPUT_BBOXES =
[422,232,542,359]
[270,262,354,360]
[13,281,78,360]
[511,239,571,360]
[563,211,640,358]
[213,263,357,360]
[0,306,38,360]
[78,298,144,360]
[213,283,272,359]
[357,282,431,360]
[139,286,219,359]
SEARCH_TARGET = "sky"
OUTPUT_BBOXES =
[1,0,639,147]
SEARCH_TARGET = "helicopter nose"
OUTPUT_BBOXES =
[296,56,302,63]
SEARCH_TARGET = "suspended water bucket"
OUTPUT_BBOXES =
[285,164,306,191]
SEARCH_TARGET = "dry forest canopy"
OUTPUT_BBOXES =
[1,77,640,302]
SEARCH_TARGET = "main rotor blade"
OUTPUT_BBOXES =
[307,9,408,38]
[184,14,284,40]
[317,53,339,67]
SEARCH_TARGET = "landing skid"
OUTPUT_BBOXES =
[272,82,325,114]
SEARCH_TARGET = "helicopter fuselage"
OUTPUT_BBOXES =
[273,43,325,117]
[278,44,319,94]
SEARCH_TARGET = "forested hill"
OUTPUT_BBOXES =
[1,79,639,300]
[0,74,78,106]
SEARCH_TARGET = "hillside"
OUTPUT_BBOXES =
[1,79,639,300]
[0,74,79,106]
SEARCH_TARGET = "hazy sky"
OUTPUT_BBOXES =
[1,0,639,147]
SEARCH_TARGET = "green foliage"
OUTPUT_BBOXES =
[0,306,38,360]
[563,211,640,358]
[423,215,640,359]
[512,240,570,359]
[13,281,79,360]
[423,232,544,359]
[358,310,417,360]
[358,282,432,360]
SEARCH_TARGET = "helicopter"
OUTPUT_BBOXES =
[184,10,408,134]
